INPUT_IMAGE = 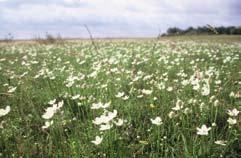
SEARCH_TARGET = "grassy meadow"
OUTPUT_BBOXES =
[0,36,241,157]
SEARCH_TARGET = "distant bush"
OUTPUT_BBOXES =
[162,25,241,36]
[34,33,65,44]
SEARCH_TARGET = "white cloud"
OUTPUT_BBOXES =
[0,0,240,38]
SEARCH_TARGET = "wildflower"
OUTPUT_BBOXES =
[48,99,56,105]
[42,100,64,119]
[201,82,210,96]
[91,102,110,110]
[181,80,189,86]
[197,125,211,136]
[114,119,124,126]
[139,140,149,145]
[227,108,239,117]
[107,110,118,120]
[0,106,10,117]
[227,117,237,125]
[150,104,155,108]
[42,120,53,129]
[193,83,200,91]
[209,96,215,102]
[184,107,191,114]
[57,100,64,109]
[141,89,152,95]
[66,81,74,87]
[115,92,125,98]
[99,123,112,131]
[71,94,80,100]
[7,86,17,93]
[172,99,183,111]
[150,117,162,126]
[122,96,129,100]
[200,102,205,111]
[42,107,55,119]
[229,92,235,98]
[91,136,103,145]
[137,95,143,98]
[168,111,176,118]
[214,140,227,146]
[92,110,117,125]
[214,100,219,107]
[167,87,173,92]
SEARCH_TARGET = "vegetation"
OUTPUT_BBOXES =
[0,36,241,157]
[162,25,241,36]
[33,33,66,45]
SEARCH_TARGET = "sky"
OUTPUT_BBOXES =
[0,0,241,39]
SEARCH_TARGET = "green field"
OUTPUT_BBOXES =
[0,36,241,157]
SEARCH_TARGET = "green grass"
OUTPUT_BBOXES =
[0,37,241,158]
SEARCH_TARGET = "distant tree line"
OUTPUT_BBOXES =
[162,25,241,36]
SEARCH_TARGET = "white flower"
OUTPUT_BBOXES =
[172,99,184,111]
[214,140,227,146]
[168,111,176,118]
[114,119,124,126]
[184,108,191,114]
[229,92,235,98]
[93,115,108,125]
[7,86,17,93]
[122,96,129,100]
[72,94,80,100]
[150,117,162,126]
[201,84,210,96]
[99,123,112,131]
[66,81,74,87]
[227,108,239,117]
[167,87,173,92]
[101,102,111,109]
[42,108,55,119]
[48,99,56,105]
[0,106,10,117]
[91,102,103,109]
[197,125,211,136]
[141,89,152,95]
[42,120,53,129]
[115,92,125,98]
[42,101,64,119]
[107,110,118,120]
[227,117,237,125]
[91,102,110,109]
[57,100,64,109]
[214,100,219,107]
[92,110,117,125]
[181,80,189,86]
[91,136,103,145]
[193,83,200,91]
[137,95,143,98]
[215,80,221,85]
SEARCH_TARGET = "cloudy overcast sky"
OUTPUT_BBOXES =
[0,0,240,39]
